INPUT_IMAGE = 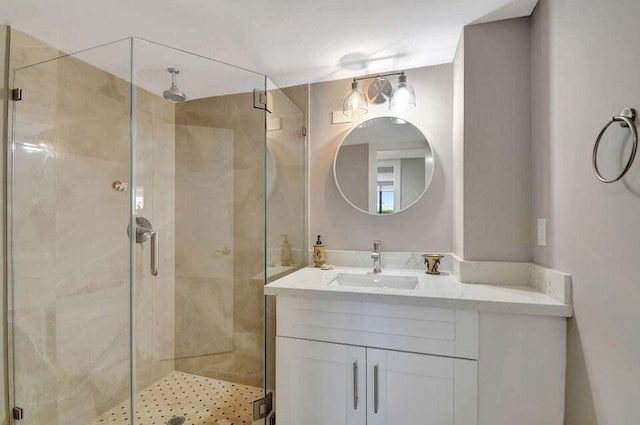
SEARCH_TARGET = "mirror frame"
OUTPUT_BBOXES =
[332,116,435,216]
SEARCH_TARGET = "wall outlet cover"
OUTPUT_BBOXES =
[537,218,547,247]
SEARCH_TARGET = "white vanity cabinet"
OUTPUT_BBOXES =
[276,337,476,425]
[276,338,366,425]
[365,348,476,425]
[274,295,566,425]
[277,336,476,425]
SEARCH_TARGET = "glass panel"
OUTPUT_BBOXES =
[9,32,270,425]
[128,38,267,425]
[9,37,134,424]
[264,81,308,406]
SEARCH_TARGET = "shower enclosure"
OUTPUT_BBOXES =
[7,31,306,425]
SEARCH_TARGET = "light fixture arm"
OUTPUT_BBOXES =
[352,71,405,83]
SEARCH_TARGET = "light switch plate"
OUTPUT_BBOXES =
[267,117,281,131]
[332,111,352,124]
[537,218,547,246]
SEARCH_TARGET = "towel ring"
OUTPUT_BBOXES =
[592,108,638,183]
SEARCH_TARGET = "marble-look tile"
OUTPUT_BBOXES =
[152,223,176,363]
[55,284,129,376]
[175,276,234,358]
[54,61,130,164]
[174,124,234,360]
[10,30,63,70]
[54,151,129,277]
[151,114,176,227]
[134,91,176,391]
[11,144,57,310]
[174,95,266,388]
[11,303,58,425]
[266,87,306,270]
[175,125,234,278]
[10,29,177,424]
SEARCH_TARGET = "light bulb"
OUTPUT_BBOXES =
[389,73,416,112]
[343,80,368,116]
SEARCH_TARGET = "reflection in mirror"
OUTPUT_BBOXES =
[333,117,434,215]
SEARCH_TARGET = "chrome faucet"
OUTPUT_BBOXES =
[371,240,382,274]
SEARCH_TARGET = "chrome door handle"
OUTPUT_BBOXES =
[374,364,379,414]
[353,361,358,410]
[150,231,159,276]
[129,217,159,276]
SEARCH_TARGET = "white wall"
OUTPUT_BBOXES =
[309,64,453,252]
[455,18,532,262]
[531,0,640,423]
[453,34,465,258]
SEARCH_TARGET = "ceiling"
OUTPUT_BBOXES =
[0,0,538,94]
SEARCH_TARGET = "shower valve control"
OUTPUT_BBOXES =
[128,217,159,276]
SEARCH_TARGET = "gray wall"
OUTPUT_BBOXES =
[454,18,532,262]
[335,143,369,211]
[310,64,453,252]
[452,34,465,258]
[531,0,640,423]
[400,158,424,209]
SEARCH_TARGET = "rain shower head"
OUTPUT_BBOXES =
[163,68,187,103]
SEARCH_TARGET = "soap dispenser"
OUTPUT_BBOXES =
[313,235,326,268]
[280,234,292,267]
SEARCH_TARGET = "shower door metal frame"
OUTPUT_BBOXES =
[4,34,271,425]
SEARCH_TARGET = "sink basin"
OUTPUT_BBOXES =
[333,273,418,290]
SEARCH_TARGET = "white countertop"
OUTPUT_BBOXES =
[264,266,572,317]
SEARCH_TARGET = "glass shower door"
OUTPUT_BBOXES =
[129,37,269,425]
[9,33,271,425]
[9,37,135,425]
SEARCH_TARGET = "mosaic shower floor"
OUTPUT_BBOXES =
[88,371,264,425]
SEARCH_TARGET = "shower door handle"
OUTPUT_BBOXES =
[150,231,159,276]
[129,217,159,276]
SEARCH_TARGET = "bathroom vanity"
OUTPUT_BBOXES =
[265,265,572,425]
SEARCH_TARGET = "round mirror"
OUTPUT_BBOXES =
[333,117,434,215]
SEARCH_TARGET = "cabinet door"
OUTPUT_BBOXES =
[277,337,366,425]
[367,348,477,425]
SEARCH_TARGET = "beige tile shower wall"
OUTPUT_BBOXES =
[174,125,234,359]
[174,93,265,388]
[133,88,176,391]
[8,30,175,424]
[266,87,306,266]
[309,65,453,252]
[265,84,308,393]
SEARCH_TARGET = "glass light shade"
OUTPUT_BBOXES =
[343,80,368,116]
[389,74,416,112]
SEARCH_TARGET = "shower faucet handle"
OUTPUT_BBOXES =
[128,216,159,276]
[150,230,159,276]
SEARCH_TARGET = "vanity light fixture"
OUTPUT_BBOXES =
[390,73,416,112]
[343,79,368,116]
[343,71,416,116]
